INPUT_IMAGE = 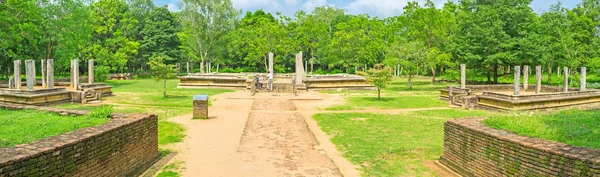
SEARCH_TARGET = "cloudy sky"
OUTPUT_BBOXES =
[152,0,581,18]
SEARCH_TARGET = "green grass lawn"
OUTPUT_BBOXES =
[485,109,600,149]
[55,79,233,146]
[323,78,449,110]
[314,110,496,177]
[0,108,108,148]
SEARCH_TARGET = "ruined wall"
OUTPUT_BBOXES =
[440,118,600,177]
[0,105,160,176]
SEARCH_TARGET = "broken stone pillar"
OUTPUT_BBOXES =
[186,62,190,73]
[581,67,586,91]
[295,52,304,85]
[72,59,79,90]
[47,59,54,89]
[536,66,541,94]
[460,64,466,89]
[448,87,454,105]
[193,95,209,119]
[8,77,14,89]
[25,60,35,91]
[523,65,529,90]
[41,59,47,88]
[558,67,561,77]
[88,60,94,84]
[514,66,520,95]
[14,60,21,89]
[268,52,274,73]
[563,67,568,92]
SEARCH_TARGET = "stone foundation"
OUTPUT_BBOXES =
[0,105,160,176]
[439,85,598,111]
[440,118,600,177]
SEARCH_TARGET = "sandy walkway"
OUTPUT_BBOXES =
[167,91,356,177]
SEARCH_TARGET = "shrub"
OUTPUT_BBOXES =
[95,66,110,82]
[88,105,113,119]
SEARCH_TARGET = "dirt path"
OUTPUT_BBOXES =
[167,92,350,177]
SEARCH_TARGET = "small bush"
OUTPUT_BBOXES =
[88,105,113,119]
[220,68,235,73]
[95,66,110,82]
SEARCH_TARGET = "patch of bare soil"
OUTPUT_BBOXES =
[237,99,342,177]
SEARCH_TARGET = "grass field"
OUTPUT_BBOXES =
[55,79,233,146]
[314,77,501,176]
[0,108,108,148]
[485,110,600,149]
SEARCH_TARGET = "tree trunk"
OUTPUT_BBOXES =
[431,67,436,84]
[408,74,413,90]
[377,88,381,100]
[493,65,498,84]
[263,55,268,72]
[547,66,553,85]
[163,79,167,98]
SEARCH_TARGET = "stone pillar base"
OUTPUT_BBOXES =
[193,95,209,119]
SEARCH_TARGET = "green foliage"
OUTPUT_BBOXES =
[148,54,178,97]
[358,64,392,99]
[88,105,114,119]
[485,110,600,149]
[0,109,108,148]
[95,66,110,82]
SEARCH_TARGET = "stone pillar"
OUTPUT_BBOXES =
[8,77,14,89]
[557,67,561,77]
[14,60,21,89]
[193,95,209,119]
[563,67,568,92]
[523,65,529,90]
[88,60,94,84]
[187,62,190,73]
[514,66,520,95]
[47,59,54,89]
[268,52,274,73]
[72,59,79,90]
[305,60,308,73]
[295,52,304,85]
[535,66,541,94]
[394,66,397,77]
[41,59,47,88]
[581,67,586,91]
[364,63,367,71]
[25,60,35,91]
[460,64,466,89]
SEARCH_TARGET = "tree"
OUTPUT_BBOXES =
[359,64,392,99]
[147,54,177,97]
[89,0,140,72]
[179,0,239,73]
[138,6,182,66]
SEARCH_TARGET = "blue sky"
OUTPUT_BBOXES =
[153,0,581,18]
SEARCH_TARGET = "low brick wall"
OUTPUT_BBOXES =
[0,105,160,176]
[440,118,600,177]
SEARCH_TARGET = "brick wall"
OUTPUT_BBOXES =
[0,105,160,177]
[440,118,600,177]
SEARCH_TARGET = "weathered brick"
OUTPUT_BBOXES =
[440,118,600,177]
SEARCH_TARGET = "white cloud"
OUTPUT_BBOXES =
[167,3,180,12]
[285,0,301,6]
[232,0,282,12]
[303,0,328,12]
[345,0,446,17]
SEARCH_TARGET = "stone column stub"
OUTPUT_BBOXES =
[47,59,54,89]
[89,60,94,84]
[14,60,21,89]
[25,60,35,91]
[460,64,466,89]
[563,67,569,92]
[514,66,521,95]
[535,66,541,94]
[523,65,529,90]
[41,59,47,88]
[581,67,586,91]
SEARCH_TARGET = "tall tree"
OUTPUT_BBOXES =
[179,0,239,73]
[89,0,140,72]
[138,6,182,67]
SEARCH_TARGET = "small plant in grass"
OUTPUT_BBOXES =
[88,105,113,119]
[148,54,178,98]
[358,64,392,99]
